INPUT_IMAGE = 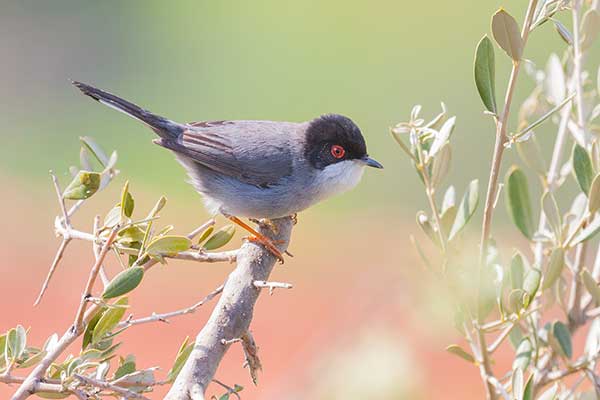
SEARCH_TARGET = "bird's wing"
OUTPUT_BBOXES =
[155,120,297,188]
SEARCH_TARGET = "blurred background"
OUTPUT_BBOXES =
[1,0,599,398]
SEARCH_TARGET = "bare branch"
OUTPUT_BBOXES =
[73,374,150,400]
[164,217,293,400]
[73,226,120,329]
[34,238,70,306]
[253,280,293,295]
[118,285,224,328]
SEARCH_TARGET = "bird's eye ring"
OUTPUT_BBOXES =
[330,144,345,159]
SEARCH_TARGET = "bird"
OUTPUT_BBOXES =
[73,81,383,262]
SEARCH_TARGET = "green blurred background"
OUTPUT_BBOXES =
[1,1,599,398]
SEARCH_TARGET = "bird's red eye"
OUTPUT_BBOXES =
[330,144,345,159]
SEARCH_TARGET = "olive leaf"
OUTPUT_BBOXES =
[80,136,109,167]
[63,171,101,200]
[491,9,523,61]
[573,144,594,195]
[542,247,564,290]
[203,225,236,250]
[474,36,497,114]
[512,338,532,371]
[146,236,192,257]
[551,321,572,358]
[581,268,600,305]
[102,267,144,299]
[445,344,475,363]
[92,298,128,344]
[448,180,479,240]
[166,336,194,383]
[505,167,534,239]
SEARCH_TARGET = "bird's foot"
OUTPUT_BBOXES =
[226,215,287,263]
[245,235,286,263]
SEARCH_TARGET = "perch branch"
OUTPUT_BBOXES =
[164,217,293,400]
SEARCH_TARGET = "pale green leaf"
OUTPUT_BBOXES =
[474,36,497,113]
[491,8,523,61]
[203,225,236,250]
[63,171,101,200]
[573,144,594,195]
[505,167,535,239]
[92,298,128,344]
[448,180,479,240]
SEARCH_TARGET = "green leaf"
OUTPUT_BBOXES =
[146,196,167,219]
[589,174,600,213]
[83,309,104,350]
[6,325,26,361]
[522,268,541,306]
[512,337,532,371]
[104,206,122,229]
[203,225,236,250]
[428,116,456,160]
[581,9,600,50]
[197,226,214,245]
[552,321,572,358]
[92,298,128,344]
[146,235,192,257]
[445,344,475,363]
[448,180,479,240]
[430,143,452,188]
[114,355,136,380]
[573,144,594,195]
[505,167,535,239]
[102,267,144,299]
[542,247,564,290]
[541,191,562,238]
[491,9,523,61]
[553,20,573,45]
[121,181,135,218]
[62,171,101,200]
[581,268,600,305]
[571,214,600,245]
[166,336,194,383]
[474,35,497,114]
[512,367,524,399]
[523,374,534,400]
[416,211,439,245]
[508,289,527,314]
[80,136,109,167]
[510,252,526,290]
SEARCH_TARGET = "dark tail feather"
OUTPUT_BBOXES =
[72,81,184,139]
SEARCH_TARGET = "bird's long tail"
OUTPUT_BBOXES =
[72,81,184,139]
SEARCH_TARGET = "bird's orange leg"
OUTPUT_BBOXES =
[226,215,286,263]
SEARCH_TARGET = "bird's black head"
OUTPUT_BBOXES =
[304,114,382,170]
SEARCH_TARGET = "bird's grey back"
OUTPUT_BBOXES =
[156,120,306,188]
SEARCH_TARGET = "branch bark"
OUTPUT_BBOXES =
[164,216,293,400]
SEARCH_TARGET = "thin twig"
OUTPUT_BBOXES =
[73,374,150,400]
[211,379,241,400]
[93,215,110,288]
[50,171,70,228]
[73,226,120,330]
[187,219,216,240]
[253,280,293,295]
[117,285,224,328]
[33,238,70,306]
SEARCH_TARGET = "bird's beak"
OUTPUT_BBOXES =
[361,156,384,169]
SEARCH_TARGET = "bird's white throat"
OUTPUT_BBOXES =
[311,160,365,201]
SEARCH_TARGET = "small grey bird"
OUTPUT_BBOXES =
[73,81,382,261]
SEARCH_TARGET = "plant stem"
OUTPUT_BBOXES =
[477,2,539,399]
